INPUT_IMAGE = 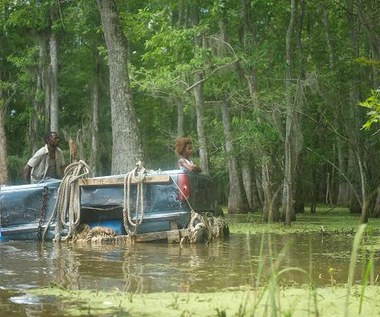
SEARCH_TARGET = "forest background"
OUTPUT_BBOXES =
[0,0,379,225]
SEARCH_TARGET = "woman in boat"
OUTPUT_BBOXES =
[175,137,202,173]
[23,131,66,184]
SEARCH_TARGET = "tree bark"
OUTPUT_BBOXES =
[90,59,100,175]
[36,29,52,134]
[356,151,369,223]
[238,0,260,210]
[0,106,8,184]
[49,31,59,132]
[96,0,144,173]
[336,139,350,206]
[174,97,184,137]
[355,0,380,84]
[282,0,297,225]
[241,159,253,210]
[262,159,280,222]
[220,96,248,213]
[373,187,380,218]
[193,71,209,174]
[31,32,48,153]
[346,0,370,222]
[0,76,11,184]
[46,1,60,132]
[192,28,209,175]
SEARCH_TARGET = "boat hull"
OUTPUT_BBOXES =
[0,180,61,241]
[0,171,225,242]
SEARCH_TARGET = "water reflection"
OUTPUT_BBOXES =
[0,233,379,316]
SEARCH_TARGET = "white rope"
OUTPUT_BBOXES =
[168,174,228,243]
[53,160,91,242]
[122,161,146,235]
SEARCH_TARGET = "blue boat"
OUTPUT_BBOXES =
[0,163,228,243]
[0,179,61,241]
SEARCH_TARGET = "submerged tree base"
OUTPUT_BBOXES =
[28,285,380,317]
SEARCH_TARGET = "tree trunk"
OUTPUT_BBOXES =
[336,139,350,206]
[192,34,209,174]
[348,148,361,213]
[193,71,209,174]
[242,158,261,212]
[49,31,59,132]
[239,0,260,211]
[31,33,47,153]
[96,0,144,173]
[346,0,369,222]
[282,0,297,225]
[262,160,280,222]
[241,159,253,210]
[0,106,8,184]
[175,96,184,137]
[0,77,10,184]
[36,30,52,134]
[356,0,380,84]
[360,195,369,223]
[255,174,264,209]
[357,151,369,223]
[47,1,60,132]
[90,65,100,175]
[373,187,380,218]
[220,96,248,213]
[30,73,41,153]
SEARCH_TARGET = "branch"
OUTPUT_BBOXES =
[305,146,361,204]
[185,58,239,93]
[0,83,17,113]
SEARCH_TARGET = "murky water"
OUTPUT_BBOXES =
[0,233,378,316]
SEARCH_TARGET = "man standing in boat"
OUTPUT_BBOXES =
[23,131,66,184]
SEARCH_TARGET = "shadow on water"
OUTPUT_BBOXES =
[0,233,379,316]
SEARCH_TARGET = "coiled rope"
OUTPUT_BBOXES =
[122,161,146,236]
[47,160,91,242]
[168,173,228,243]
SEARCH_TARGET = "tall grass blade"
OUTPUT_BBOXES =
[358,243,374,314]
[344,224,366,317]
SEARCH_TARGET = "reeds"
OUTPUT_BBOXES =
[345,224,378,316]
[244,223,378,317]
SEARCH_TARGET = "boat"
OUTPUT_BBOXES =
[0,161,229,243]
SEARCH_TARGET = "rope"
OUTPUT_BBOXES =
[48,160,91,242]
[122,161,146,236]
[168,174,229,242]
[41,161,228,244]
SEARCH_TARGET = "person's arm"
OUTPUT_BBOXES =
[191,164,202,173]
[179,158,202,173]
[23,164,32,184]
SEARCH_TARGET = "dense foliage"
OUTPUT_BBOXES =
[0,0,379,221]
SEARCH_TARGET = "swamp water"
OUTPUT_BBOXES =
[0,233,379,316]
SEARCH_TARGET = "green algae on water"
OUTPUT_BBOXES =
[28,285,380,317]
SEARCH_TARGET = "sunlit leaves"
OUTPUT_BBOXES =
[360,89,380,130]
[2,0,50,32]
